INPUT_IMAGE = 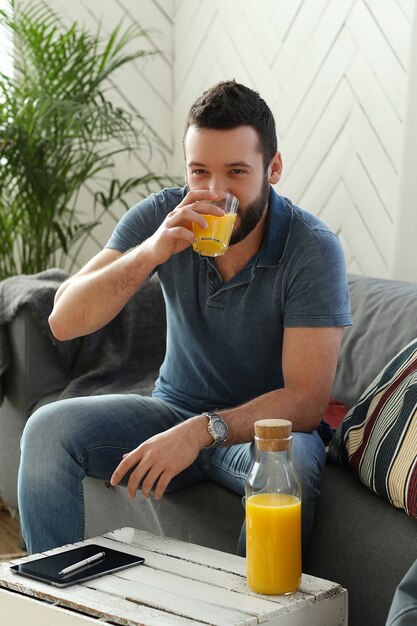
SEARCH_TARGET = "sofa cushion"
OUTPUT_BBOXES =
[332,275,417,409]
[329,338,417,519]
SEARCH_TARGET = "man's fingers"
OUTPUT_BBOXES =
[154,471,172,500]
[114,452,173,499]
[111,423,199,501]
[126,456,162,499]
[110,465,123,486]
[167,226,196,243]
[168,206,221,228]
[190,201,224,216]
[110,452,139,486]
[124,464,145,498]
[140,466,166,498]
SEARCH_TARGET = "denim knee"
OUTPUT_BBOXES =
[21,400,77,460]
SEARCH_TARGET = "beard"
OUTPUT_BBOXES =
[229,175,270,245]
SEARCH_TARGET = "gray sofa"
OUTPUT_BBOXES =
[0,273,416,626]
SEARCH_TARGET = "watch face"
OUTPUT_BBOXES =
[211,417,228,439]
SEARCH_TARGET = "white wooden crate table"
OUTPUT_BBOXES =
[0,527,347,625]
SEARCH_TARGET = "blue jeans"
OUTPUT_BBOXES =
[18,394,326,555]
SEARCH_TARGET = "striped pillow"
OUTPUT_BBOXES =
[329,338,417,519]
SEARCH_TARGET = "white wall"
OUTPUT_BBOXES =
[391,0,417,281]
[44,0,415,278]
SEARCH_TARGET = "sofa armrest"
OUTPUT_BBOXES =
[0,305,72,509]
[3,305,70,417]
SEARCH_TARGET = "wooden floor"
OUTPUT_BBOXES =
[0,498,26,561]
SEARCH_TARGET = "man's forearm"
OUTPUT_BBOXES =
[49,242,156,341]
[198,386,328,448]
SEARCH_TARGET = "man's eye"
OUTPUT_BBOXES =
[230,169,246,175]
[191,169,207,175]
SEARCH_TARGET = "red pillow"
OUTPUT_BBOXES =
[324,399,348,430]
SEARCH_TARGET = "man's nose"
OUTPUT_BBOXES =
[208,176,228,191]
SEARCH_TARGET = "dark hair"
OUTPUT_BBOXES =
[183,80,278,170]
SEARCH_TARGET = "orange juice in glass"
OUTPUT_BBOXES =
[192,192,238,257]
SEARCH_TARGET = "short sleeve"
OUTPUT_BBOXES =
[105,187,185,253]
[283,229,352,327]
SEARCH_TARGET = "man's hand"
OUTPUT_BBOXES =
[144,189,225,267]
[110,416,211,500]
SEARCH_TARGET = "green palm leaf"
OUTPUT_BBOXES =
[0,0,174,279]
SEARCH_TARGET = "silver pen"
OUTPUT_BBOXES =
[58,551,105,576]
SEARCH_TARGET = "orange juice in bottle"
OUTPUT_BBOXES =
[246,419,301,595]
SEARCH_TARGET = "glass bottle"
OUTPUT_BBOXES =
[246,418,302,595]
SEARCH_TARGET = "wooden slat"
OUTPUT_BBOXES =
[0,589,106,626]
[345,103,397,216]
[278,0,355,132]
[105,527,247,577]
[214,1,278,98]
[363,0,410,68]
[269,0,304,50]
[346,0,406,118]
[89,575,257,626]
[237,0,285,64]
[299,127,354,214]
[284,27,357,170]
[272,0,328,90]
[346,49,402,166]
[283,79,355,203]
[175,1,217,93]
[343,152,393,250]
[0,563,204,626]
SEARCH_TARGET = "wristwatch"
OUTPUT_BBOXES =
[203,412,229,448]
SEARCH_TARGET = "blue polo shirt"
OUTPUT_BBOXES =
[106,186,351,414]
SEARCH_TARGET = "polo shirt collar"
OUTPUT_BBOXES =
[257,187,294,268]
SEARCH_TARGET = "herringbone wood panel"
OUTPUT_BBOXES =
[173,0,413,278]
[38,1,414,277]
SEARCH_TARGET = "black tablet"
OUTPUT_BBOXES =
[10,543,145,587]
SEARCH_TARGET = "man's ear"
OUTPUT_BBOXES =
[269,152,283,185]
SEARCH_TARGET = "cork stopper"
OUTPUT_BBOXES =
[254,419,292,451]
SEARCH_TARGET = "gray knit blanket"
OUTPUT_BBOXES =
[0,270,166,406]
[0,270,72,385]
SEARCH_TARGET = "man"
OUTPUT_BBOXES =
[18,80,351,555]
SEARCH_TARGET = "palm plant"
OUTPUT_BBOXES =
[0,0,173,279]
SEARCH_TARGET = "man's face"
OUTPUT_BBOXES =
[184,125,277,245]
